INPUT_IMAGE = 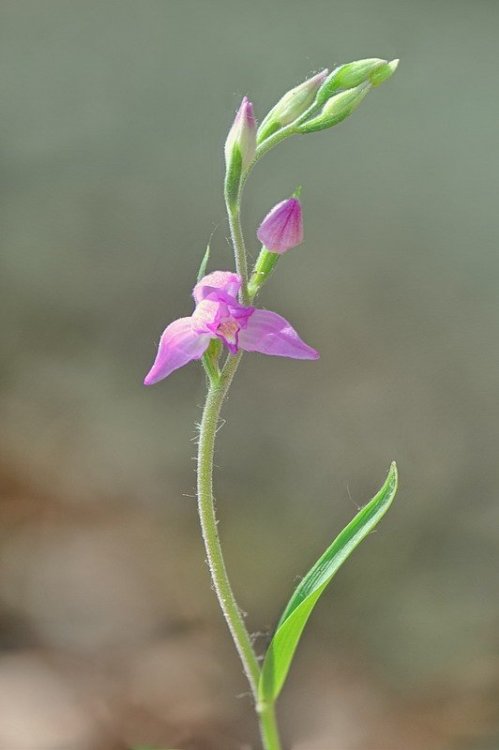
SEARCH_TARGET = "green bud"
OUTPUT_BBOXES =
[370,58,399,87]
[257,69,329,143]
[315,57,396,106]
[299,83,371,134]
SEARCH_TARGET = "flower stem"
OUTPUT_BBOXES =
[227,201,250,305]
[196,354,283,750]
[251,99,321,168]
[254,122,298,162]
[258,702,282,750]
[198,116,285,750]
[196,353,259,695]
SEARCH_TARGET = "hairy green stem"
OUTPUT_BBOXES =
[196,354,283,750]
[258,703,282,750]
[196,353,259,695]
[226,200,250,305]
[254,122,298,163]
[195,111,292,750]
[198,176,284,747]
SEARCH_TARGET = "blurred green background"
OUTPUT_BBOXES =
[0,1,498,749]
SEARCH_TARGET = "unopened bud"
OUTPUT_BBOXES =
[224,97,257,206]
[224,96,257,171]
[370,58,399,86]
[256,197,303,253]
[315,58,397,106]
[257,70,329,143]
[298,83,371,134]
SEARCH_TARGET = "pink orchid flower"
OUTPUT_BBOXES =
[144,271,319,385]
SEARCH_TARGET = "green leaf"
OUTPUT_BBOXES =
[197,243,211,283]
[258,462,398,703]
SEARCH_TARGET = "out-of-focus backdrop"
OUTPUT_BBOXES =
[1,1,498,749]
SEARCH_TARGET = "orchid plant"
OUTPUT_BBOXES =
[144,58,399,750]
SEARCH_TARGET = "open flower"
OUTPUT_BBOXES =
[257,197,303,253]
[144,271,318,385]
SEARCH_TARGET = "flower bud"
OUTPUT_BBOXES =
[257,69,329,143]
[370,58,399,87]
[224,96,257,172]
[257,197,303,254]
[315,58,397,106]
[298,83,371,134]
[224,97,257,207]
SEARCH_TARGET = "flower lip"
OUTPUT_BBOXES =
[216,318,241,353]
[257,197,303,253]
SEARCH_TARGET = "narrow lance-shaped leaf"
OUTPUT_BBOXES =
[197,243,211,283]
[258,462,398,703]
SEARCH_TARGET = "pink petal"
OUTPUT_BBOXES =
[193,271,241,303]
[257,197,303,253]
[144,317,211,385]
[238,309,319,360]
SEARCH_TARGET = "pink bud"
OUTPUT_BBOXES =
[257,197,303,253]
[224,96,257,171]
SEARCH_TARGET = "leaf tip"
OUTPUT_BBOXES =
[388,460,398,489]
[197,243,211,282]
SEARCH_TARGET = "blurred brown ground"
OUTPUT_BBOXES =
[1,1,498,748]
